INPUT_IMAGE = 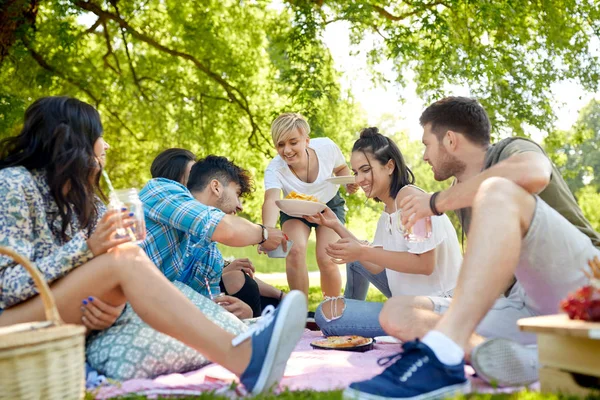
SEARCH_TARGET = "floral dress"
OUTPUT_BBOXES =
[0,166,104,311]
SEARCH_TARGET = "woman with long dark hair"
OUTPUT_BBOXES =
[306,127,462,338]
[0,96,306,394]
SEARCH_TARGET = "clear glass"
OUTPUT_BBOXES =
[109,188,146,243]
[398,212,432,243]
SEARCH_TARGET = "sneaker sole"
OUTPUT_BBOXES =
[342,380,471,400]
[471,338,538,387]
[251,290,307,394]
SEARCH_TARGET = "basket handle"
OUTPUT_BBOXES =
[0,246,63,325]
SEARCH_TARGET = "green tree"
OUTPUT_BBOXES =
[544,98,600,230]
[286,0,600,137]
[0,0,364,223]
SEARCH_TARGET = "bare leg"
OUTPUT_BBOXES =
[222,270,247,294]
[379,296,484,360]
[315,225,342,297]
[222,270,282,300]
[0,244,251,376]
[435,178,536,349]
[282,220,311,296]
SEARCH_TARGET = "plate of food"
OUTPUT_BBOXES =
[310,335,374,352]
[275,191,326,217]
[325,176,356,185]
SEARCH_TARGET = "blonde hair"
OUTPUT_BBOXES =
[270,112,311,146]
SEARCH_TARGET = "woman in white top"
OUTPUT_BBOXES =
[305,127,462,337]
[262,113,358,297]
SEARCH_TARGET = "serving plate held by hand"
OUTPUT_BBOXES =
[275,199,326,218]
[325,176,356,185]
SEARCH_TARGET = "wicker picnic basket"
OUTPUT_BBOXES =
[0,246,86,400]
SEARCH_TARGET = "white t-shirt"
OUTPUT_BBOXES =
[264,137,347,203]
[372,206,462,297]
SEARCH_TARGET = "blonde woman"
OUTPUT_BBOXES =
[261,113,358,297]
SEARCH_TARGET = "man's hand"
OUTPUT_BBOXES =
[304,207,340,230]
[325,238,368,264]
[224,258,255,278]
[398,191,435,230]
[215,295,253,319]
[81,296,126,332]
[259,226,287,252]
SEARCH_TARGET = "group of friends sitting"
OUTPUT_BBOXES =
[0,95,598,400]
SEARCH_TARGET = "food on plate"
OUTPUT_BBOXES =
[285,191,320,202]
[311,335,372,349]
[560,255,600,321]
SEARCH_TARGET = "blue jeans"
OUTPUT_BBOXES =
[344,261,392,300]
[315,298,386,338]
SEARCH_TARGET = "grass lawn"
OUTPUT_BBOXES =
[218,237,319,274]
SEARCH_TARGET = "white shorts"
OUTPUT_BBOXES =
[428,197,599,345]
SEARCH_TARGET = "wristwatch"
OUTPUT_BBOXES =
[257,224,269,245]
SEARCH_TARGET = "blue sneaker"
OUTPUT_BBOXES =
[343,340,470,400]
[235,290,307,394]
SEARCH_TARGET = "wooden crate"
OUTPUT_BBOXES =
[518,314,600,396]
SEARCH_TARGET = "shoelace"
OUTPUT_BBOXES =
[231,305,276,347]
[376,341,429,382]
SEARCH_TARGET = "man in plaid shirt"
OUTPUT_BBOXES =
[140,156,287,318]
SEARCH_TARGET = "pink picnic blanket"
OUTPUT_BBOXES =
[93,331,538,399]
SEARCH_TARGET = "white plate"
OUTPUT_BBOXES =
[275,199,326,218]
[325,176,356,185]
[374,335,403,344]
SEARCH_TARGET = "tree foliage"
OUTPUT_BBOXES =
[0,0,365,221]
[288,0,600,136]
[544,98,600,230]
[1,0,599,233]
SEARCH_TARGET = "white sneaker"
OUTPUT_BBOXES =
[471,338,539,387]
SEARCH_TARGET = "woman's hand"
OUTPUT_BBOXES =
[304,207,340,229]
[215,295,253,319]
[81,296,125,332]
[345,183,360,194]
[87,209,135,256]
[224,258,255,278]
[325,237,368,264]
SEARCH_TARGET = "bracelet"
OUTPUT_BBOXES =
[429,191,443,216]
[257,223,267,245]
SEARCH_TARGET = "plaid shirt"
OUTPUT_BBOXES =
[139,178,225,297]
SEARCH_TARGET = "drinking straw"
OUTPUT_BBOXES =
[204,277,214,300]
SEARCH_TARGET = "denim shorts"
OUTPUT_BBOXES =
[280,191,346,230]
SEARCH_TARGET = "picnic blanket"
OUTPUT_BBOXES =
[92,331,539,399]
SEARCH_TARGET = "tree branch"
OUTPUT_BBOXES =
[109,0,148,100]
[73,0,266,149]
[371,1,448,21]
[23,37,145,142]
[101,19,121,74]
[1,0,39,63]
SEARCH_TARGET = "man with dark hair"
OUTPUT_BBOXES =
[186,156,285,317]
[344,96,600,400]
[141,155,288,320]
